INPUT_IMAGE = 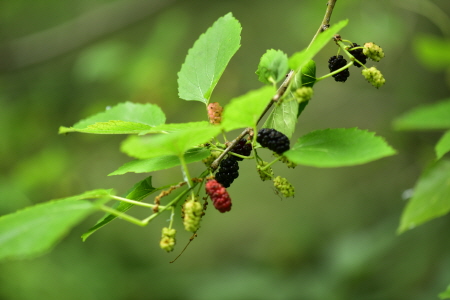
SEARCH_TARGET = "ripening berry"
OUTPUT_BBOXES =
[328,55,350,82]
[348,43,367,67]
[274,153,297,169]
[207,102,223,125]
[256,128,290,154]
[215,156,239,188]
[230,138,252,161]
[205,179,232,213]
[362,67,386,88]
[273,176,295,198]
[363,42,384,62]
[160,227,176,252]
[183,196,203,232]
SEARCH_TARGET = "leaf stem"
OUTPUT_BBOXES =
[100,205,147,226]
[110,195,160,208]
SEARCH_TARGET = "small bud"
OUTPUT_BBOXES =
[362,67,386,88]
[294,87,314,103]
[160,227,176,252]
[363,42,384,62]
[257,161,274,181]
[273,176,295,198]
[183,196,203,232]
[207,102,223,125]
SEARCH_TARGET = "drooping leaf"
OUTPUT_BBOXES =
[0,189,113,260]
[436,130,450,159]
[413,35,450,71]
[398,159,450,234]
[177,13,241,103]
[222,86,276,132]
[393,99,450,130]
[289,20,348,71]
[121,126,221,159]
[262,93,299,139]
[255,49,289,85]
[292,59,316,89]
[109,147,210,176]
[439,284,450,299]
[59,102,166,134]
[82,177,157,241]
[284,128,396,167]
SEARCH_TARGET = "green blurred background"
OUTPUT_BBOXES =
[1,0,450,299]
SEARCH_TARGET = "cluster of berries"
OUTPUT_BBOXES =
[215,138,252,188]
[205,179,232,213]
[328,42,385,85]
[256,128,290,155]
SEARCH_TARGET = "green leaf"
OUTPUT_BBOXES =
[284,128,396,167]
[222,86,276,131]
[59,102,166,134]
[398,159,450,234]
[393,98,450,130]
[262,93,299,139]
[121,126,221,159]
[109,147,210,176]
[82,177,157,241]
[292,60,316,118]
[137,121,211,135]
[436,130,450,159]
[289,20,348,71]
[0,189,113,260]
[255,49,289,85]
[177,13,241,103]
[439,284,450,299]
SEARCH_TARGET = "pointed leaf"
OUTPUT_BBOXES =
[109,147,210,176]
[0,189,113,260]
[255,49,289,85]
[284,128,396,167]
[289,20,348,71]
[121,126,221,159]
[222,86,276,131]
[59,102,166,134]
[177,13,241,103]
[398,159,450,233]
[82,177,157,241]
[436,130,450,159]
[393,98,450,130]
[262,93,298,138]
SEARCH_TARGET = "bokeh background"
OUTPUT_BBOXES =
[1,0,450,299]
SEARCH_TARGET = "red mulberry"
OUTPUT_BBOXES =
[205,179,232,213]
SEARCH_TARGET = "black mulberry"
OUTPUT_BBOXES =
[348,43,367,67]
[256,128,290,155]
[215,156,239,188]
[230,139,252,161]
[328,55,350,82]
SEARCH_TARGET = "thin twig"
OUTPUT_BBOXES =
[308,0,338,49]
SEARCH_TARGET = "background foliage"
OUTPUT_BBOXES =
[1,0,449,299]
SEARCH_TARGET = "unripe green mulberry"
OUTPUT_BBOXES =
[363,42,384,62]
[274,153,297,169]
[294,87,314,103]
[362,67,386,88]
[183,196,203,232]
[160,227,176,252]
[202,150,221,167]
[257,161,273,181]
[273,176,295,197]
